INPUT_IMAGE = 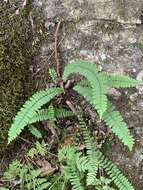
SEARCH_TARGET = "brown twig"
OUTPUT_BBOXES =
[66,100,78,115]
[54,19,63,77]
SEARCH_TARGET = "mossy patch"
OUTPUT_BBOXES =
[0,1,41,154]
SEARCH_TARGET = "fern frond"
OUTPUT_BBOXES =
[78,116,99,185]
[55,108,74,119]
[67,166,84,190]
[102,101,134,150]
[75,85,134,150]
[63,59,109,117]
[8,88,63,144]
[58,146,84,190]
[49,68,59,83]
[78,116,134,190]
[107,74,142,88]
[28,125,42,139]
[29,107,74,125]
[98,151,135,190]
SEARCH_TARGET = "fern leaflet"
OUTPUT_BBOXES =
[106,74,142,88]
[8,87,63,143]
[28,125,42,139]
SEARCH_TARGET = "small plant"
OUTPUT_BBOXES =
[27,140,47,158]
[7,59,142,189]
[3,160,50,190]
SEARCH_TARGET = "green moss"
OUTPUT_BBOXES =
[0,1,36,153]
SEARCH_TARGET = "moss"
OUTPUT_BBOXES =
[0,1,37,153]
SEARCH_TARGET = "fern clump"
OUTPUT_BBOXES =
[59,116,135,190]
[3,160,50,190]
[6,59,141,190]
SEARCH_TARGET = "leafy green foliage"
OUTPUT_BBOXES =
[58,146,85,190]
[80,117,135,190]
[28,125,43,139]
[107,74,142,88]
[78,115,99,185]
[63,59,141,117]
[49,68,59,83]
[8,88,63,143]
[63,60,109,117]
[29,106,74,125]
[6,59,139,190]
[3,160,50,190]
[74,84,134,150]
[58,117,134,190]
[27,141,47,158]
[102,101,134,150]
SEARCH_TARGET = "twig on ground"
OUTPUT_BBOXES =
[54,19,63,77]
[66,100,78,115]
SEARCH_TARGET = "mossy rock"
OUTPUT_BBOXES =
[0,1,35,154]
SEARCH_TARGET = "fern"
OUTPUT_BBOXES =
[58,146,84,190]
[74,85,134,150]
[102,101,134,150]
[97,150,135,190]
[77,73,142,89]
[49,68,59,83]
[107,74,142,88]
[78,116,99,185]
[8,87,63,144]
[55,107,74,119]
[29,107,74,125]
[3,160,50,190]
[28,125,42,139]
[63,59,109,117]
[78,117,135,190]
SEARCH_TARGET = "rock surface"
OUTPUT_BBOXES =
[32,0,143,188]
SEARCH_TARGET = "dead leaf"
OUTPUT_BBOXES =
[36,159,57,177]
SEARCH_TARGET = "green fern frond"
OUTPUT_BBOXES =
[8,87,63,144]
[29,107,74,125]
[78,116,99,185]
[49,68,59,83]
[98,151,135,190]
[54,108,74,119]
[28,125,42,139]
[107,74,142,88]
[67,166,84,190]
[63,59,109,117]
[102,101,134,151]
[78,116,134,190]
[75,85,134,150]
[76,156,89,173]
[58,146,84,190]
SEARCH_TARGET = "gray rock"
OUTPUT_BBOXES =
[33,0,143,188]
